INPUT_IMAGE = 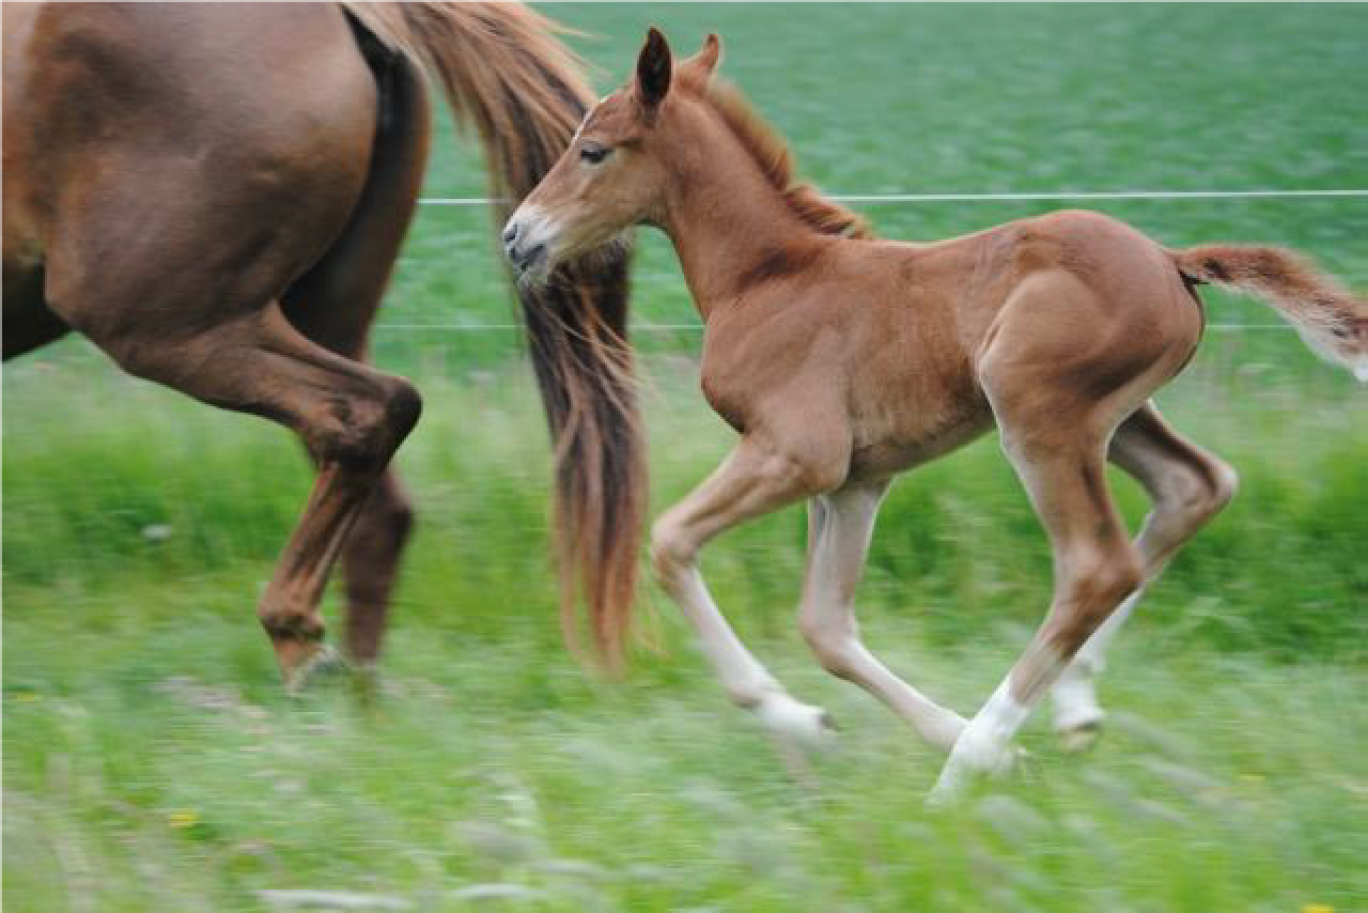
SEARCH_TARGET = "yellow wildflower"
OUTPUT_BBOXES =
[166,810,200,829]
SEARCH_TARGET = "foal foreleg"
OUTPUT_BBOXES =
[651,437,836,747]
[799,482,967,751]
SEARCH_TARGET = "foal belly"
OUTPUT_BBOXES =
[848,402,995,481]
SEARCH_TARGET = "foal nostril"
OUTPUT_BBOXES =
[502,222,519,246]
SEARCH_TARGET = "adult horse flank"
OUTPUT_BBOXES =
[503,29,1368,801]
[3,3,645,687]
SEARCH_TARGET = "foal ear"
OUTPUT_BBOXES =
[680,33,722,79]
[635,27,672,114]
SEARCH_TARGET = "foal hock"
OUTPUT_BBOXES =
[506,29,1367,798]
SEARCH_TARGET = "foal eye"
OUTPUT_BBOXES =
[580,144,611,164]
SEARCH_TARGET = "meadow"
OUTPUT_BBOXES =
[5,4,1367,911]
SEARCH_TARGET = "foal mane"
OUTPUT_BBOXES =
[685,77,874,240]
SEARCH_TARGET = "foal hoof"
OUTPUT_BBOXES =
[756,694,838,751]
[928,735,1030,807]
[1058,719,1104,754]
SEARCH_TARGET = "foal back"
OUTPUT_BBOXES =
[701,210,1204,483]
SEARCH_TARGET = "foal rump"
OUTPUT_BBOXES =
[1170,244,1368,380]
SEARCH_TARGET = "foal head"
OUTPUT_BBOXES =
[503,29,721,285]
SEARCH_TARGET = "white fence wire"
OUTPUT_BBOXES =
[377,188,1366,335]
[418,189,1368,207]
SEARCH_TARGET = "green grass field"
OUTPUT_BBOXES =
[5,4,1367,911]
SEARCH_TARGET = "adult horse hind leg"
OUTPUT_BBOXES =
[1050,402,1237,749]
[35,177,404,687]
[86,301,421,685]
[16,0,416,685]
[282,49,430,669]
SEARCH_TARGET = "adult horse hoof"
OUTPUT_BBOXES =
[756,694,838,751]
[285,644,351,694]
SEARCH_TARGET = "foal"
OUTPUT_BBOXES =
[504,30,1367,799]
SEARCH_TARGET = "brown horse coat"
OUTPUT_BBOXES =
[3,2,644,681]
[506,29,1366,797]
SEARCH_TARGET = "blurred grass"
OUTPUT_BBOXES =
[5,3,1367,911]
[5,348,1365,659]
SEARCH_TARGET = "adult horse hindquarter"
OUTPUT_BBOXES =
[3,3,644,685]
[503,29,1367,799]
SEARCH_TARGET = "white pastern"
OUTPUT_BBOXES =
[1051,587,1145,736]
[929,678,1030,804]
[1050,664,1103,735]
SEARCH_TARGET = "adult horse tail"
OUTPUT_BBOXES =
[1171,244,1368,381]
[344,3,645,667]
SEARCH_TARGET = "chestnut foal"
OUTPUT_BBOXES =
[504,30,1366,799]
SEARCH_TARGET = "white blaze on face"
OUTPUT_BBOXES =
[569,111,590,145]
[568,96,610,146]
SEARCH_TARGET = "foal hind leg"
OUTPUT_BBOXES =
[798,481,967,751]
[652,435,844,747]
[1050,403,1237,747]
[931,431,1142,801]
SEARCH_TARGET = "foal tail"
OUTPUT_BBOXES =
[1172,245,1368,381]
[344,2,646,668]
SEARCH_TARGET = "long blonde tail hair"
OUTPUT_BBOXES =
[345,2,647,666]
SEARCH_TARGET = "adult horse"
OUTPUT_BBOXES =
[503,29,1366,799]
[2,3,644,685]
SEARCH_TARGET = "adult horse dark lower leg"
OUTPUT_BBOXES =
[280,44,430,668]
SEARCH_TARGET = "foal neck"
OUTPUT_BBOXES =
[657,107,826,319]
